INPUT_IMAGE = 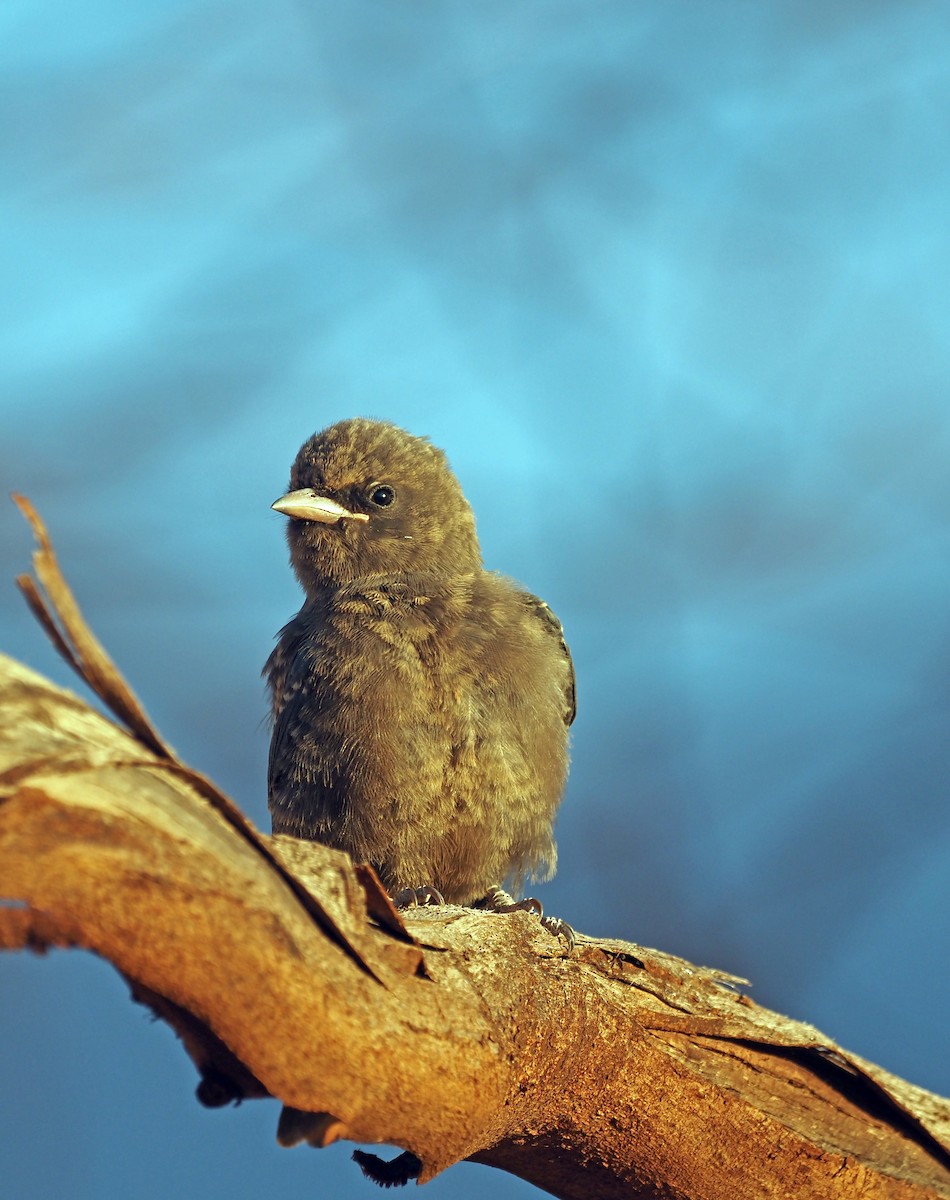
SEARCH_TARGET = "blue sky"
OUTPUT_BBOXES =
[2,4,950,1197]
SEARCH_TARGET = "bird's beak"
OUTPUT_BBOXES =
[271,489,369,524]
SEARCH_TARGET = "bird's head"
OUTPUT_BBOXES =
[273,419,482,592]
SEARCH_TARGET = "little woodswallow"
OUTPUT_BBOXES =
[264,419,574,932]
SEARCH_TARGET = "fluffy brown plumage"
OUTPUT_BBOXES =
[264,418,574,907]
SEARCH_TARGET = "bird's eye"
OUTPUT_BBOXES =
[368,483,396,508]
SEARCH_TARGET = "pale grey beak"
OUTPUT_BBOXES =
[271,489,369,524]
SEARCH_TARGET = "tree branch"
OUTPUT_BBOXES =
[2,500,949,1199]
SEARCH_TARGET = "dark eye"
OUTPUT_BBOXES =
[368,483,396,508]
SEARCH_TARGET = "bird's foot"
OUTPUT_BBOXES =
[538,913,575,949]
[476,887,575,950]
[353,1149,423,1187]
[393,885,445,909]
[478,885,542,916]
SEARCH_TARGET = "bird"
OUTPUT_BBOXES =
[264,418,574,939]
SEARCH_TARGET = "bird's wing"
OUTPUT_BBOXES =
[263,627,319,804]
[262,632,292,724]
[521,592,576,727]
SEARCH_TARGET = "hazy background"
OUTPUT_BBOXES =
[3,3,950,1196]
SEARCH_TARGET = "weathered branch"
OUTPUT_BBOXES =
[2,500,949,1199]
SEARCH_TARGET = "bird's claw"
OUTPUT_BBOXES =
[478,887,575,950]
[394,885,445,909]
[491,894,544,918]
[353,1149,422,1187]
[540,913,576,951]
